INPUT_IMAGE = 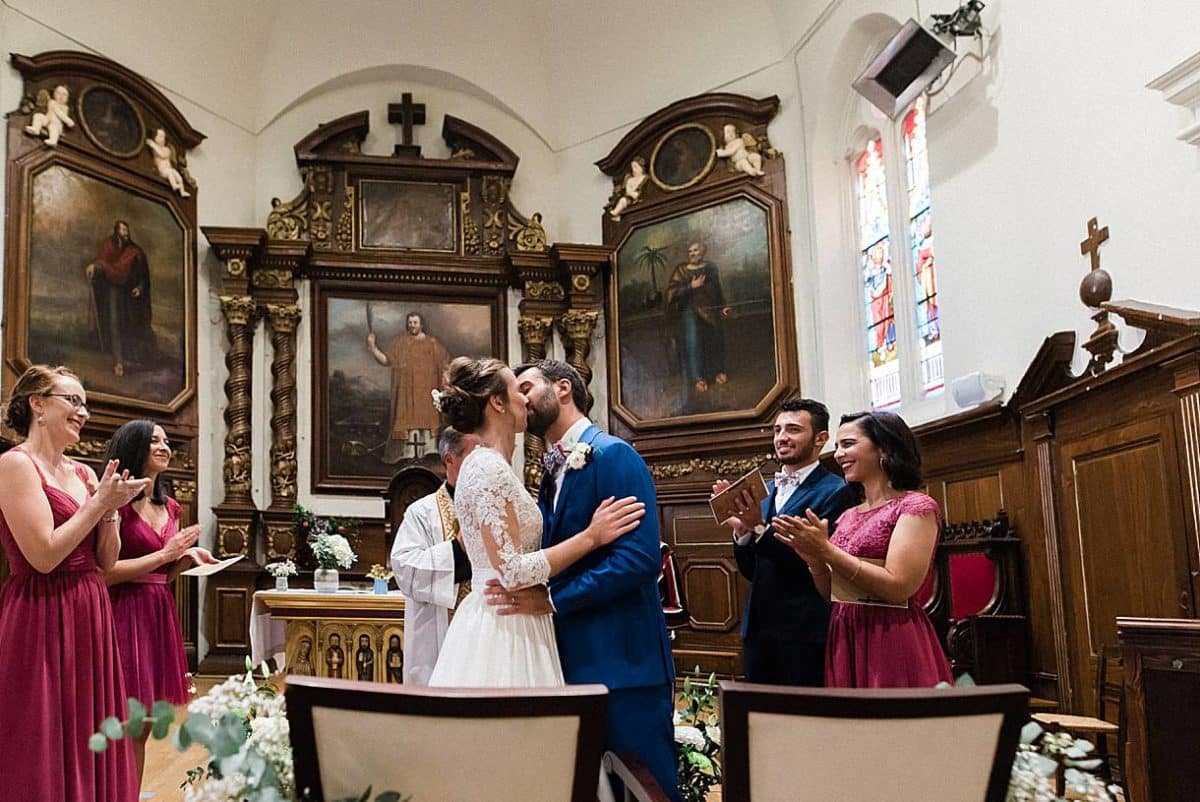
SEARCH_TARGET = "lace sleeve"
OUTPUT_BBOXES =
[897,492,942,524]
[457,448,550,590]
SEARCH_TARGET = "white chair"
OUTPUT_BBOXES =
[719,681,1029,802]
[286,677,609,802]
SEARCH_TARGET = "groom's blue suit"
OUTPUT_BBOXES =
[540,423,679,801]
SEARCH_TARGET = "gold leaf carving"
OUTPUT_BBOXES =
[461,192,482,256]
[524,280,564,301]
[571,274,592,292]
[224,257,247,279]
[173,479,197,502]
[252,269,294,289]
[335,186,355,251]
[218,522,251,558]
[508,211,547,252]
[66,439,109,458]
[219,295,257,326]
[650,454,773,481]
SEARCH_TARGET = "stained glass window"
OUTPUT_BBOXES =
[854,138,900,409]
[903,98,943,396]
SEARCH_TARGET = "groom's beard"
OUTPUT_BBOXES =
[525,394,560,438]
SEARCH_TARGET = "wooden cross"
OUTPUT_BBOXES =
[406,430,426,459]
[1079,217,1109,271]
[387,92,426,157]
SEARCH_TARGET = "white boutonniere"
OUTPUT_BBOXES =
[565,442,593,472]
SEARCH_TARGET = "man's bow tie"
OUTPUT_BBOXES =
[543,444,567,475]
[775,471,803,490]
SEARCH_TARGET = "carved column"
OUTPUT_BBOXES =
[217,293,257,553]
[518,315,554,489]
[559,309,600,401]
[264,303,302,558]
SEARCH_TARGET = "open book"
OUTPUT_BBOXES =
[829,557,908,607]
[709,466,769,526]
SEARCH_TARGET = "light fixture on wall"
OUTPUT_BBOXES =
[851,19,956,120]
[950,371,1005,409]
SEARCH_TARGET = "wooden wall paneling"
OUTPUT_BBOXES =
[1056,414,1195,714]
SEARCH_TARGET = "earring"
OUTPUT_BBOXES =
[37,416,46,427]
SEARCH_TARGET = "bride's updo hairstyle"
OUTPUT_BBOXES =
[437,356,510,433]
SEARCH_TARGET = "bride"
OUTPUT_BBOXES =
[428,356,645,687]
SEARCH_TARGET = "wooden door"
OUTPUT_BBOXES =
[1057,416,1196,713]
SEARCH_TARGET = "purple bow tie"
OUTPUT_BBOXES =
[775,471,803,490]
[543,444,567,475]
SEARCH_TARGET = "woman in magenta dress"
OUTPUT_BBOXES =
[774,410,951,688]
[104,418,216,786]
[0,365,150,801]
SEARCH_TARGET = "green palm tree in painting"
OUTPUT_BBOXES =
[634,245,668,309]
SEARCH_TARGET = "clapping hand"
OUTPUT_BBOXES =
[91,460,153,510]
[772,508,831,561]
[162,523,201,561]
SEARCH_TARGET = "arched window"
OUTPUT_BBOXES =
[850,96,943,410]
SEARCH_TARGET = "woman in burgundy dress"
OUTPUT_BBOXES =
[774,410,952,688]
[104,418,216,785]
[0,365,150,801]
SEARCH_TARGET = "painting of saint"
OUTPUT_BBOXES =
[317,289,500,491]
[26,164,188,407]
[385,634,404,683]
[613,196,776,422]
[355,633,375,681]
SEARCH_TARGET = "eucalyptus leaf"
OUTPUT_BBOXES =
[88,733,109,753]
[1065,758,1103,770]
[1020,721,1043,745]
[100,716,124,740]
[375,793,406,802]
[1072,737,1095,752]
[173,720,192,750]
[183,713,217,748]
[955,673,977,687]
[149,701,176,739]
[1031,753,1058,777]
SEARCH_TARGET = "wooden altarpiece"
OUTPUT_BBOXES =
[201,109,609,672]
[596,93,798,677]
[2,51,204,665]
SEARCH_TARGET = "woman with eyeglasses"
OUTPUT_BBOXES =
[0,365,150,799]
[104,418,217,787]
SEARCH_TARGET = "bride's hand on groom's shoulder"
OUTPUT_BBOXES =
[586,495,646,548]
[484,579,552,616]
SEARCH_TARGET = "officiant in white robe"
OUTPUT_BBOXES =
[389,428,477,685]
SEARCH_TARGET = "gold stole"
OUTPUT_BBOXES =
[435,484,470,617]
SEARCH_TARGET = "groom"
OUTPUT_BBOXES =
[488,359,679,801]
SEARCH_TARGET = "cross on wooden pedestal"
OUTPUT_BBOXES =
[388,92,426,158]
[1079,216,1109,271]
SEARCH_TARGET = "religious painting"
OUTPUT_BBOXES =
[78,86,145,157]
[313,283,504,493]
[23,162,190,409]
[650,123,716,191]
[359,179,457,252]
[612,194,778,424]
[382,625,405,684]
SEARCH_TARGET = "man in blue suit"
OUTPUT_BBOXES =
[491,359,679,801]
[715,398,852,686]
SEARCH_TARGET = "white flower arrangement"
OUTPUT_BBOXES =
[431,388,445,412]
[263,559,297,578]
[564,441,593,472]
[310,519,357,570]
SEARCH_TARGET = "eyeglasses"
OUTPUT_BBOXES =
[42,393,89,412]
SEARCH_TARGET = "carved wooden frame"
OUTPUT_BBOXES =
[4,51,204,418]
[310,278,507,494]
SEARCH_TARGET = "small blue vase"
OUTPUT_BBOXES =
[373,578,389,595]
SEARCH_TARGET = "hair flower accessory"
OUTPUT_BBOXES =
[431,388,445,412]
[565,442,593,472]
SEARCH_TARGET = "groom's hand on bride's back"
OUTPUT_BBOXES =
[485,579,553,616]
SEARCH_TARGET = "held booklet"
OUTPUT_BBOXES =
[829,557,908,607]
[709,466,769,526]
[180,555,244,578]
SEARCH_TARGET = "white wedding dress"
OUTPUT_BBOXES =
[428,446,565,687]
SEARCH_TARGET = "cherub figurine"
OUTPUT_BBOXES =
[146,128,191,197]
[716,123,765,177]
[607,157,648,221]
[24,84,75,147]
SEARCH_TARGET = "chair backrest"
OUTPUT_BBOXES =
[286,677,608,802]
[719,681,1029,802]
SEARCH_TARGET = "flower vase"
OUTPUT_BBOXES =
[373,578,389,595]
[313,567,339,593]
[274,576,289,591]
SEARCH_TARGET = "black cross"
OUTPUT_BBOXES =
[388,92,426,158]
